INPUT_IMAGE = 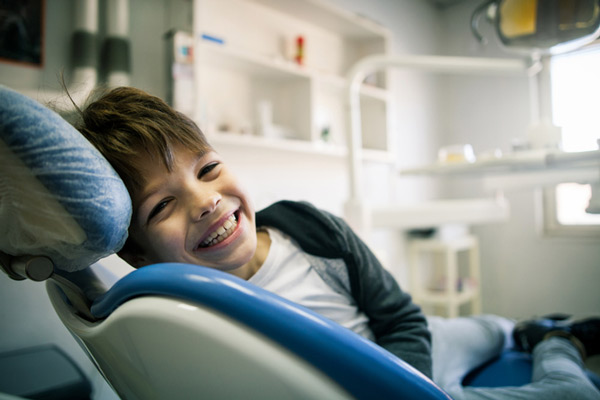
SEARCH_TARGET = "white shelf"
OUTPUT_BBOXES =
[190,0,391,160]
[409,234,481,317]
[315,73,389,101]
[419,288,479,305]
[208,132,342,156]
[196,41,311,80]
[399,149,600,191]
[369,198,510,230]
[409,235,478,251]
[251,0,390,38]
[400,149,600,175]
[207,131,394,162]
[197,41,390,103]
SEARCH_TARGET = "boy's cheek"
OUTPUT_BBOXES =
[147,231,182,259]
[127,228,164,262]
[226,172,253,209]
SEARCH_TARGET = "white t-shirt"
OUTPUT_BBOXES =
[249,227,374,340]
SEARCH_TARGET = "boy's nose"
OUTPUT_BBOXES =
[191,191,221,221]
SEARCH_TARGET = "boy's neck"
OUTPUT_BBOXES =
[239,229,271,280]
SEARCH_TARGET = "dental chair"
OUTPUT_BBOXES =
[0,85,534,399]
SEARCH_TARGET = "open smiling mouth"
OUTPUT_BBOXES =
[198,213,238,248]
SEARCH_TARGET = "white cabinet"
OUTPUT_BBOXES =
[187,0,391,157]
[408,235,482,318]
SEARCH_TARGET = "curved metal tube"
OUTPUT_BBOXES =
[470,0,497,44]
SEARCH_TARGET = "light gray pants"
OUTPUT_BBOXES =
[428,315,600,400]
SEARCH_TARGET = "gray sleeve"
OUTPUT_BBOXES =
[327,213,433,378]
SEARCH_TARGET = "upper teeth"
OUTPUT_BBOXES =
[200,215,238,248]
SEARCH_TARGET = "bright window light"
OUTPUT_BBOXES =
[555,183,600,225]
[550,45,600,229]
[551,47,600,152]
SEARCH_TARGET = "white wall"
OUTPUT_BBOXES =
[435,0,600,318]
[0,1,72,93]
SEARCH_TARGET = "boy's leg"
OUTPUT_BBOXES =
[450,337,600,400]
[429,314,513,391]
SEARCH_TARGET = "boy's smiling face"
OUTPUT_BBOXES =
[124,144,260,279]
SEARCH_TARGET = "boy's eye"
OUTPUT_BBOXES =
[198,162,219,178]
[147,199,170,222]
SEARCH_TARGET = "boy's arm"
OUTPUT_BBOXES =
[333,217,433,378]
[256,201,432,377]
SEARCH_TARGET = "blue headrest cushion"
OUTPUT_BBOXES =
[0,85,131,272]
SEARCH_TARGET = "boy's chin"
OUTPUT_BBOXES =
[197,249,255,272]
[209,262,255,280]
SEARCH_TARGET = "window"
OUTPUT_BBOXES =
[545,44,600,237]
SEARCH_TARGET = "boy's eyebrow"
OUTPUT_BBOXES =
[135,183,163,213]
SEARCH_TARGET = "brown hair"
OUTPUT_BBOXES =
[74,86,212,192]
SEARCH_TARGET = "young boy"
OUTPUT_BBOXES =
[75,86,600,400]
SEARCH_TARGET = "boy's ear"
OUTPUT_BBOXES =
[117,249,151,269]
